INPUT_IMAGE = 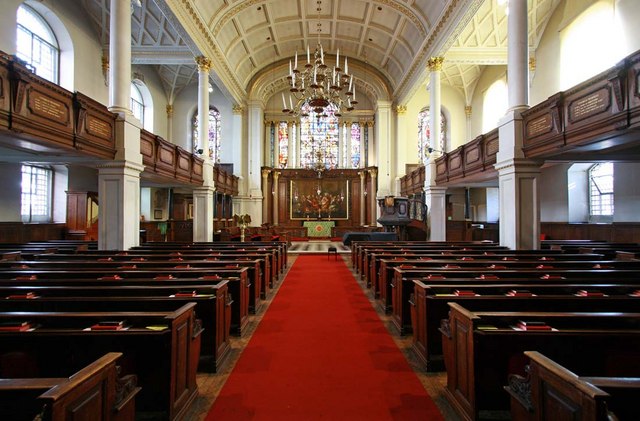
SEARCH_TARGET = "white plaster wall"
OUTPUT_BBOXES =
[132,65,168,139]
[467,66,507,140]
[52,164,68,223]
[567,163,590,222]
[0,164,24,222]
[486,187,500,223]
[613,162,640,222]
[540,163,570,222]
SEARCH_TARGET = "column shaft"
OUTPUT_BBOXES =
[108,0,131,114]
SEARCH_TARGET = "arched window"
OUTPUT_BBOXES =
[16,4,60,83]
[560,1,625,90]
[417,108,446,164]
[130,83,145,126]
[299,103,339,169]
[192,108,221,162]
[482,79,508,132]
[589,162,614,217]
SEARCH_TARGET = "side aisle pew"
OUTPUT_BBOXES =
[0,267,250,335]
[505,351,640,421]
[0,304,201,421]
[0,257,266,314]
[0,352,139,421]
[0,282,231,372]
[367,250,605,292]
[409,281,640,371]
[37,249,278,298]
[377,257,640,314]
[440,303,640,421]
[131,241,287,274]
[390,267,640,336]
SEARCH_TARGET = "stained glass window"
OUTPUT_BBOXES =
[418,108,446,164]
[192,108,221,162]
[278,122,289,167]
[350,122,361,168]
[299,103,339,168]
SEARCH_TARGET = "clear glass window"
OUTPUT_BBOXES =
[16,5,59,83]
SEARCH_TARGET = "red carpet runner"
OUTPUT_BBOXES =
[206,255,444,420]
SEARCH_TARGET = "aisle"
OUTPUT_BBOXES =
[206,255,443,420]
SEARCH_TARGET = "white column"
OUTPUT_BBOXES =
[196,56,211,156]
[496,160,540,249]
[395,106,407,195]
[424,57,447,241]
[98,161,144,250]
[494,0,540,249]
[375,101,393,198]
[99,0,142,250]
[193,56,214,242]
[247,100,265,224]
[429,57,443,151]
[231,105,245,196]
[108,0,132,115]
[508,0,529,111]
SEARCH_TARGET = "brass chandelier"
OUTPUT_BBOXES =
[281,1,357,117]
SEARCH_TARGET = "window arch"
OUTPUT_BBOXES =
[16,4,60,83]
[589,162,614,217]
[417,108,446,164]
[482,79,508,132]
[192,107,221,162]
[130,79,153,131]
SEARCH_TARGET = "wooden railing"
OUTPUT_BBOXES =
[399,165,425,196]
[140,130,204,185]
[433,128,499,184]
[213,165,239,195]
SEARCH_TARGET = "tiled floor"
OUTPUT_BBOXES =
[183,254,462,421]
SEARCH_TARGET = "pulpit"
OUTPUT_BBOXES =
[377,196,411,240]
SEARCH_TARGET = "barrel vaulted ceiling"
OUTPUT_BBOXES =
[80,0,561,107]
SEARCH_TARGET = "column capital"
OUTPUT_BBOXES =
[529,57,536,72]
[427,56,444,72]
[232,105,244,114]
[368,168,378,178]
[465,105,472,118]
[396,105,407,114]
[195,56,212,72]
[366,120,375,128]
[273,171,281,180]
[166,104,174,117]
[358,170,366,180]
[261,168,272,178]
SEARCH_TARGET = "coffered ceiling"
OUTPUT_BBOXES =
[79,0,561,107]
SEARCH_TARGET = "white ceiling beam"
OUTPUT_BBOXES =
[445,47,508,65]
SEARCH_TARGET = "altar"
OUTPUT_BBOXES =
[303,221,335,237]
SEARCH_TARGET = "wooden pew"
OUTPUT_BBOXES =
[0,352,140,421]
[440,303,640,421]
[505,351,640,421]
[0,267,250,335]
[0,282,231,372]
[0,304,201,421]
[410,281,640,371]
[390,267,640,336]
[376,257,639,314]
[0,257,265,314]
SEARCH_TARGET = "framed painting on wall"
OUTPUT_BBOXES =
[290,179,349,220]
